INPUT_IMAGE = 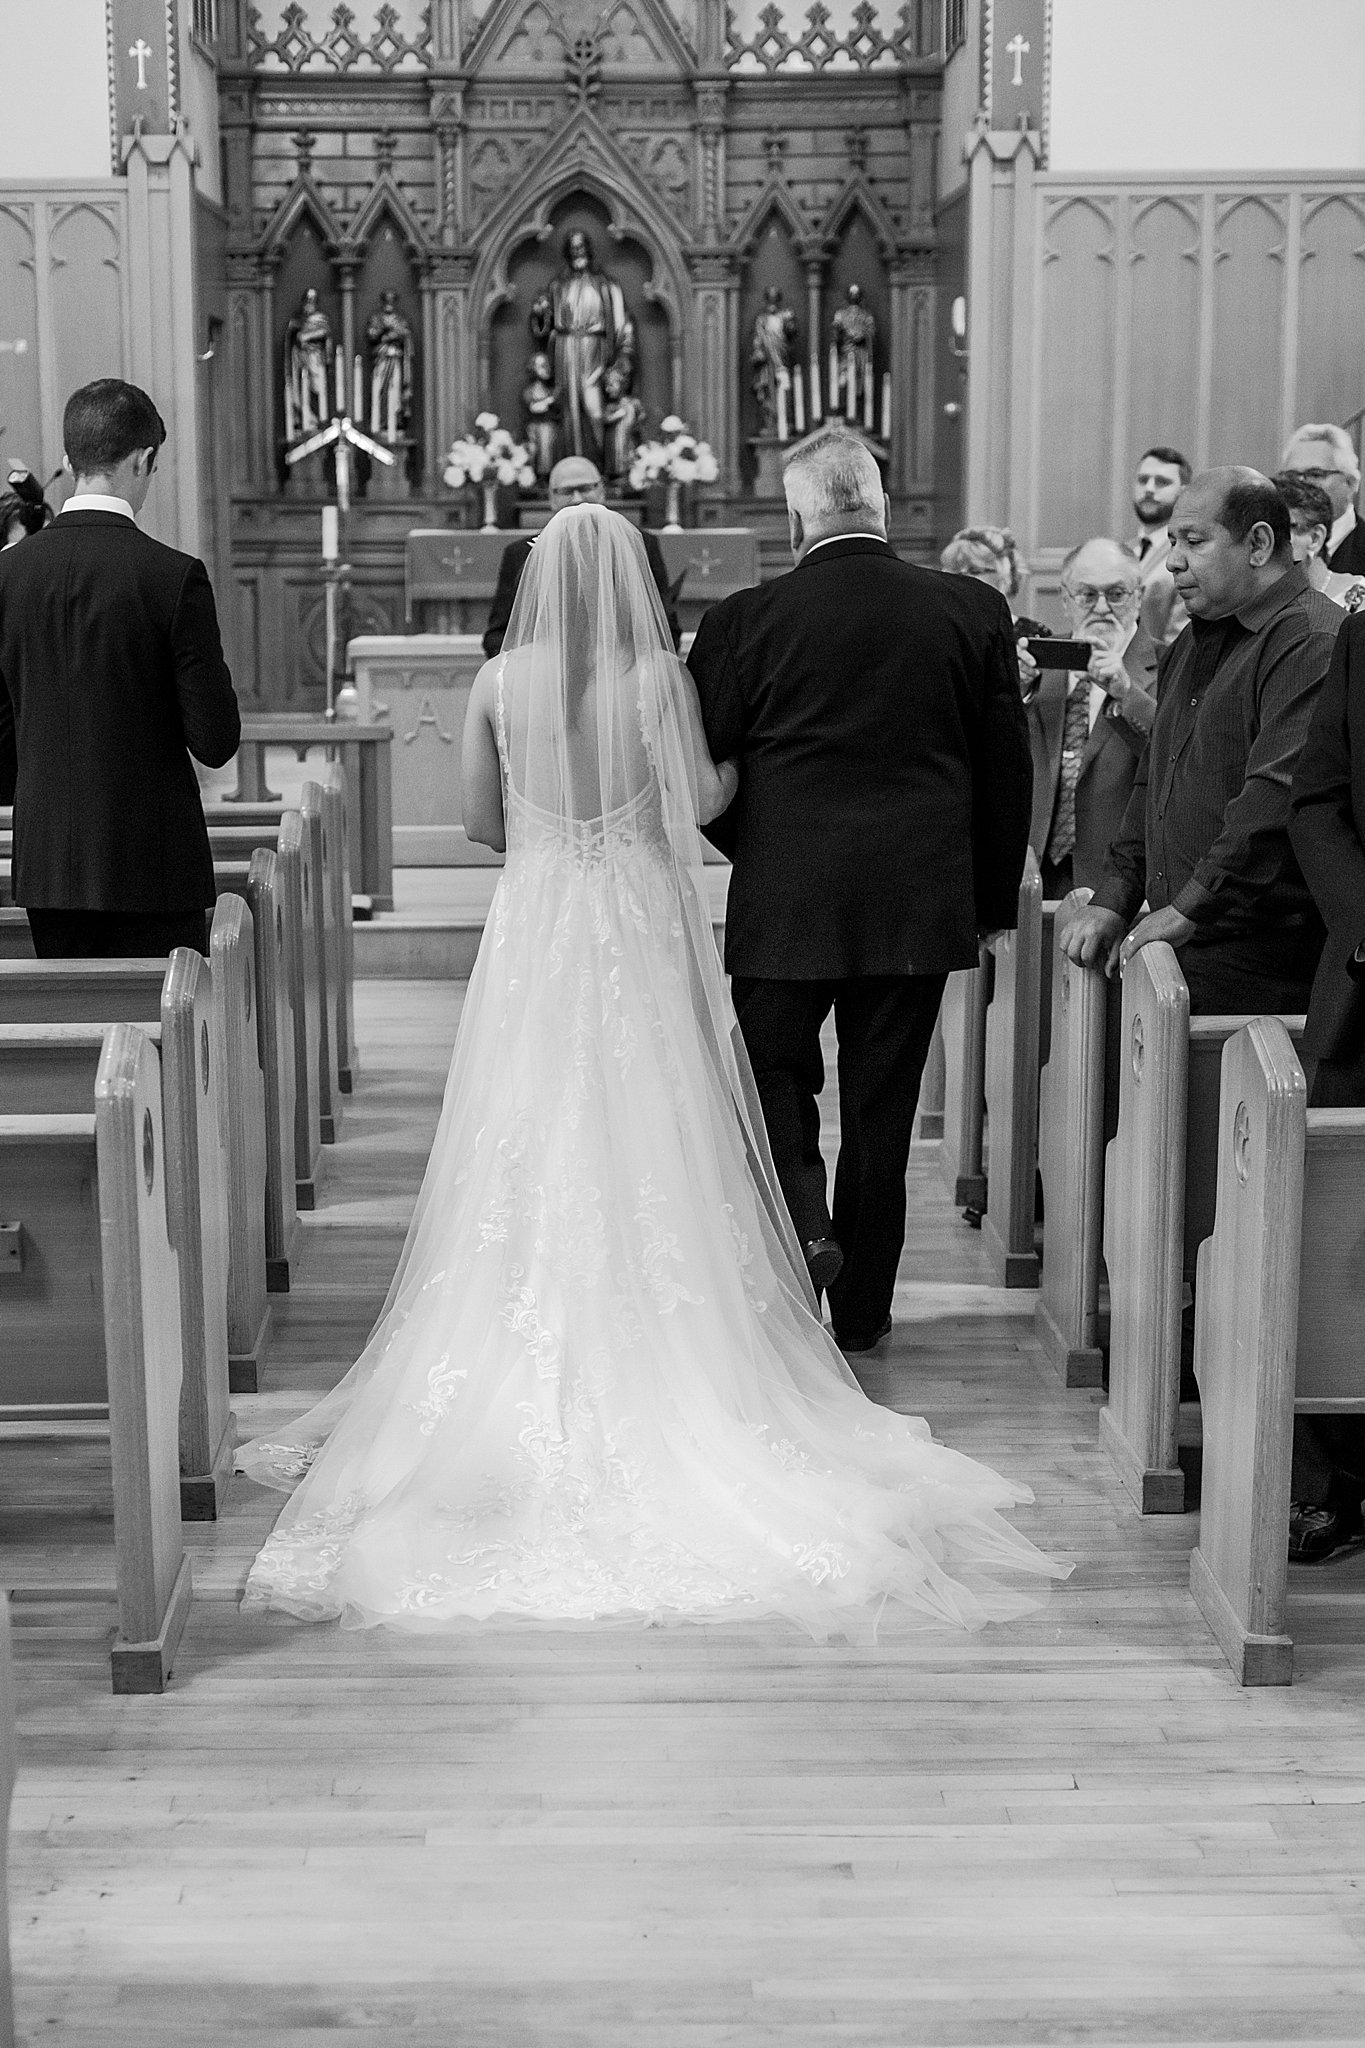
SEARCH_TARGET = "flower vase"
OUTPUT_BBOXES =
[662,479,684,533]
[480,478,499,532]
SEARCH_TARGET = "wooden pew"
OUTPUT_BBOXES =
[277,810,323,1208]
[1191,1018,1365,1684]
[938,953,989,1215]
[300,782,341,1145]
[0,949,236,1517]
[0,1594,13,2048]
[245,850,300,1291]
[321,767,357,1095]
[0,1025,194,1691]
[1037,891,1109,1387]
[209,895,273,1391]
[1098,942,1305,1514]
[981,851,1043,1287]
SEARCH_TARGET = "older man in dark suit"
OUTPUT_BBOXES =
[1025,535,1158,898]
[688,429,1032,1351]
[1286,611,1365,1560]
[0,379,240,958]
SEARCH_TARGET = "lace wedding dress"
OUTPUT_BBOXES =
[240,507,1066,1638]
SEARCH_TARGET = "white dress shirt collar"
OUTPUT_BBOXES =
[1330,504,1357,557]
[60,493,136,521]
[801,531,886,561]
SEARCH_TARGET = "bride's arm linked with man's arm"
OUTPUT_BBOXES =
[670,654,738,825]
[460,661,507,853]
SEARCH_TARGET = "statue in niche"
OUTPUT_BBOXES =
[529,229,635,476]
[521,351,561,479]
[602,318,645,479]
[751,284,799,439]
[284,286,334,443]
[832,282,876,420]
[365,289,415,443]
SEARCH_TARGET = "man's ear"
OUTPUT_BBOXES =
[882,490,891,534]
[788,503,804,557]
[61,452,73,476]
[1248,520,1276,569]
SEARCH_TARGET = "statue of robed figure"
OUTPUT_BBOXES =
[529,229,636,476]
[284,286,334,444]
[365,290,415,444]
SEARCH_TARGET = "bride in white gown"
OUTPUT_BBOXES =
[240,505,1067,1637]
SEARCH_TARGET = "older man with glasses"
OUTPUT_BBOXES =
[1281,421,1365,578]
[1024,537,1157,898]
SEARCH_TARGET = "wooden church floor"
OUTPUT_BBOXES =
[8,979,1365,2046]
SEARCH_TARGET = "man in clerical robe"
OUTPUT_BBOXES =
[530,231,634,476]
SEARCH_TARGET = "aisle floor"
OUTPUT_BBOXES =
[7,980,1365,2046]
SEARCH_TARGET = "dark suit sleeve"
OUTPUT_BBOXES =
[171,558,240,768]
[482,543,525,659]
[643,531,682,650]
[971,610,1033,932]
[687,602,743,858]
[1291,615,1365,954]
[0,664,15,808]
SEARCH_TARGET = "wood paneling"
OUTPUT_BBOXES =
[1035,194,1115,549]
[1208,194,1286,471]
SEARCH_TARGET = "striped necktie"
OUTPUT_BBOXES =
[1047,676,1091,867]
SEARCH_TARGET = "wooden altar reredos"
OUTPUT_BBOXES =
[216,0,945,706]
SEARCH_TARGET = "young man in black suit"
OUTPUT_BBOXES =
[482,456,681,658]
[0,379,240,959]
[688,429,1032,1351]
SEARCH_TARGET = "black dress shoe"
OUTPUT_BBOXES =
[834,1315,892,1355]
[1288,1500,1364,1564]
[803,1237,844,1292]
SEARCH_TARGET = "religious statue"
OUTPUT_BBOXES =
[831,283,876,424]
[521,351,561,479]
[364,289,415,444]
[284,286,333,444]
[529,229,635,477]
[602,320,645,480]
[751,285,798,440]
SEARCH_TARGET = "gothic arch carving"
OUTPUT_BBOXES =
[464,0,695,79]
[731,176,819,262]
[820,174,901,263]
[343,172,431,264]
[258,173,346,263]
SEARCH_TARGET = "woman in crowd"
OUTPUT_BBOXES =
[1275,470,1365,611]
[940,523,1046,691]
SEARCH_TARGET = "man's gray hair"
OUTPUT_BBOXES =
[783,431,884,526]
[1281,421,1361,487]
[1059,536,1141,583]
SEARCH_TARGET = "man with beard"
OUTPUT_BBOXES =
[1130,444,1190,651]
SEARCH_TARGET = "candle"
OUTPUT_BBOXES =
[776,375,788,443]
[334,347,344,416]
[881,371,891,444]
[810,356,822,422]
[829,344,839,419]
[353,352,363,423]
[845,360,856,421]
[793,364,805,434]
[863,361,874,431]
[284,382,297,445]
[321,505,339,561]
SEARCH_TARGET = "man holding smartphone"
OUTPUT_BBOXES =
[1021,536,1157,897]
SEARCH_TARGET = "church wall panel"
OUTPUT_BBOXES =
[1033,196,1115,551]
[0,203,44,479]
[1207,194,1287,475]
[1296,194,1365,435]
[1124,195,1201,522]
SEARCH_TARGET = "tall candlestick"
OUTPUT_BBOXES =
[284,382,297,445]
[793,364,805,434]
[777,375,788,443]
[845,361,856,422]
[353,352,363,423]
[334,347,344,416]
[881,371,891,445]
[321,505,339,561]
[810,356,822,422]
[863,361,874,431]
[829,344,839,420]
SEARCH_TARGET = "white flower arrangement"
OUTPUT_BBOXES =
[443,412,536,490]
[627,415,720,492]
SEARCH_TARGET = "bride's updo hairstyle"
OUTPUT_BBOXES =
[782,429,885,536]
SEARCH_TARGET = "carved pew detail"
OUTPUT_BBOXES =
[938,952,989,1215]
[321,766,357,1096]
[301,782,340,1145]
[1037,891,1108,1387]
[245,850,300,1290]
[982,850,1042,1288]
[277,811,323,1208]
[209,896,273,1394]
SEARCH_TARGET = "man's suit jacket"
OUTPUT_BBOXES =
[1328,512,1365,578]
[687,537,1033,980]
[0,510,240,912]
[1026,628,1158,892]
[1290,610,1365,1063]
[482,526,681,658]
[1134,531,1187,650]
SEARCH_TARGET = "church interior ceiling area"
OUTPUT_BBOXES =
[214,0,943,703]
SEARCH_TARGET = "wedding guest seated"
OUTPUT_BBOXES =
[0,377,240,959]
[1026,537,1158,898]
[1287,610,1365,1560]
[482,456,680,658]
[1280,421,1365,577]
[1061,466,1339,1017]
[1273,470,1365,612]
